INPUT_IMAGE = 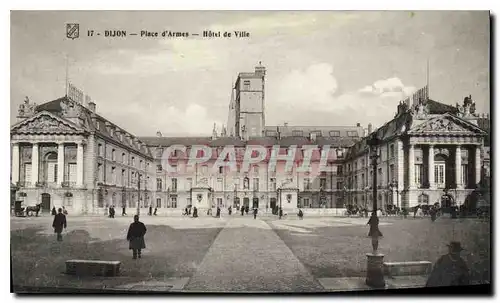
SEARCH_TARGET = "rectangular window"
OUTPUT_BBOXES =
[219,166,224,174]
[311,130,322,137]
[461,164,468,186]
[435,164,446,188]
[171,197,177,208]
[243,80,250,90]
[171,178,177,192]
[253,165,259,174]
[390,144,395,158]
[121,169,125,186]
[98,144,103,157]
[415,164,423,187]
[217,178,223,191]
[157,178,162,191]
[111,167,116,184]
[292,130,304,137]
[377,168,382,186]
[361,174,365,189]
[389,164,395,183]
[347,131,359,137]
[132,157,135,166]
[303,198,311,208]
[122,153,126,164]
[270,178,276,191]
[201,165,208,175]
[217,198,223,207]
[24,163,32,184]
[47,163,56,183]
[97,163,103,182]
[354,175,358,189]
[266,130,278,137]
[329,131,340,137]
[253,178,259,191]
[112,149,116,161]
[303,178,310,190]
[156,198,161,208]
[337,165,343,176]
[320,178,327,190]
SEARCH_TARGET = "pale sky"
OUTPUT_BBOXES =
[10,11,490,136]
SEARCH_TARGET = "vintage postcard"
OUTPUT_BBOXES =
[10,11,491,294]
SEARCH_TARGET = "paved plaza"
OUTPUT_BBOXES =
[11,214,491,292]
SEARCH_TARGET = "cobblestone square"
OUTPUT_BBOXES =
[11,215,490,292]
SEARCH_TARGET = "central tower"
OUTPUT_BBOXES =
[227,63,266,139]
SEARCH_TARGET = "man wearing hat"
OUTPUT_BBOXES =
[426,241,470,287]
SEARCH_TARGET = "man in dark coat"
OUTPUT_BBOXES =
[241,206,245,216]
[148,205,153,216]
[426,242,470,287]
[367,212,383,254]
[253,208,258,219]
[51,207,57,216]
[430,206,437,222]
[153,207,158,216]
[216,207,221,218]
[122,205,127,216]
[52,208,67,241]
[298,209,304,219]
[228,206,232,215]
[126,215,147,259]
[192,207,198,218]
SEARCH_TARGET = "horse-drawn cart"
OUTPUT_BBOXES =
[14,201,41,217]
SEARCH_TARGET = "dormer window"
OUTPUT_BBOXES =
[329,131,340,137]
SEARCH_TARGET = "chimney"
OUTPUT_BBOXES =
[368,123,373,134]
[89,101,96,112]
[255,62,266,76]
[356,122,361,127]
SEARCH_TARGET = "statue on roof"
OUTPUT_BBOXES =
[458,94,476,117]
[18,96,36,117]
[60,98,83,119]
[212,123,218,139]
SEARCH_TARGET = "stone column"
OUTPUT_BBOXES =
[397,140,404,192]
[58,143,65,185]
[428,145,435,189]
[11,143,20,183]
[77,142,84,187]
[455,146,462,189]
[475,146,481,186]
[32,143,39,186]
[408,144,415,189]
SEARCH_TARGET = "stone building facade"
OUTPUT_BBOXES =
[10,96,154,215]
[10,65,490,215]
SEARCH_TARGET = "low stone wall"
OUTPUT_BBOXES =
[383,261,432,278]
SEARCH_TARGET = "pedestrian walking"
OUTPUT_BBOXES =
[426,241,470,287]
[253,208,258,219]
[51,207,57,216]
[298,209,304,219]
[122,206,127,216]
[126,215,147,259]
[154,207,158,216]
[148,205,153,216]
[216,207,221,218]
[367,212,383,254]
[52,208,67,241]
[192,207,198,218]
[228,206,232,215]
[245,205,249,214]
[241,206,244,216]
[109,205,116,218]
[430,206,437,222]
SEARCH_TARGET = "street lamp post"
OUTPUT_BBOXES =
[365,134,385,288]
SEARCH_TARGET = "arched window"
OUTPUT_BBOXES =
[156,178,162,191]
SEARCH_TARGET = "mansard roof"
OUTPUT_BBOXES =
[34,96,153,158]
[140,135,358,149]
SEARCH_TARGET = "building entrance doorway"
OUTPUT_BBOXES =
[252,198,259,209]
[41,193,51,211]
[243,197,250,208]
[270,198,277,214]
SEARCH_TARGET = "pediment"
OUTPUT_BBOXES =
[408,114,485,135]
[11,111,86,135]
